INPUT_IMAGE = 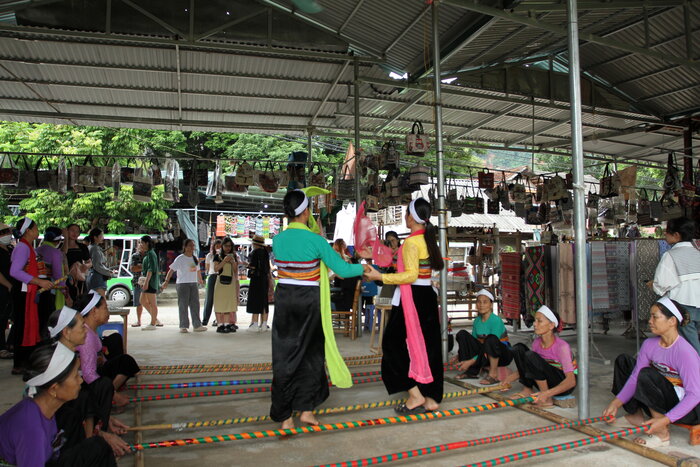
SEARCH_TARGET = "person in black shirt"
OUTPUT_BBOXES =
[0,223,15,359]
[63,224,91,303]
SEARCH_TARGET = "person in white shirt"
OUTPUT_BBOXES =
[202,239,222,326]
[651,217,700,355]
[161,239,207,333]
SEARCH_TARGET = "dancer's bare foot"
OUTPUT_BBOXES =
[422,397,439,412]
[299,411,320,426]
[280,417,295,430]
[113,392,130,407]
[405,394,426,410]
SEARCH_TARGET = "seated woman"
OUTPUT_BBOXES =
[0,344,116,466]
[603,297,700,447]
[48,306,130,457]
[502,305,577,408]
[75,291,140,408]
[450,289,512,385]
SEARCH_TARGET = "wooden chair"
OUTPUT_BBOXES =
[332,280,361,340]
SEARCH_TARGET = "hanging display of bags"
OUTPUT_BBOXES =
[163,158,180,201]
[336,164,356,200]
[663,152,682,194]
[546,173,568,201]
[637,189,653,226]
[256,162,279,193]
[235,161,255,186]
[478,167,494,189]
[0,154,19,186]
[133,165,153,203]
[405,121,430,155]
[409,161,430,186]
[380,140,400,170]
[599,163,621,198]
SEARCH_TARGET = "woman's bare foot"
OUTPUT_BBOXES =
[299,411,320,426]
[534,397,554,407]
[280,417,295,431]
[405,394,426,410]
[108,417,129,435]
[422,397,439,412]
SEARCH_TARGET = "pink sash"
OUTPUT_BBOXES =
[397,230,432,384]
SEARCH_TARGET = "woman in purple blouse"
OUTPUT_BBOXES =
[604,297,700,447]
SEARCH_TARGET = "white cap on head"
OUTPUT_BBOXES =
[475,289,494,302]
[80,290,102,316]
[19,217,33,236]
[536,305,558,328]
[25,343,75,397]
[293,190,309,216]
[408,199,426,225]
[656,296,683,323]
[48,306,78,338]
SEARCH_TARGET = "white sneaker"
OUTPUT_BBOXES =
[142,324,156,331]
[261,323,270,332]
[180,328,189,333]
[248,323,259,331]
[193,326,208,332]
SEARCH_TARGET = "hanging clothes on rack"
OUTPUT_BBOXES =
[590,242,610,311]
[604,242,631,314]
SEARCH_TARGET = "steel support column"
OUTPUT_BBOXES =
[566,0,590,419]
[432,1,449,364]
[354,57,362,212]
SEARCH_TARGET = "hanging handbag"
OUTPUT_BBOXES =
[478,167,494,189]
[548,204,563,224]
[541,225,559,246]
[380,140,400,170]
[663,153,682,194]
[498,171,511,210]
[586,190,600,209]
[447,173,462,217]
[409,161,430,186]
[514,202,527,218]
[72,157,104,193]
[526,204,542,225]
[133,166,153,203]
[637,189,653,226]
[546,173,568,201]
[235,161,255,186]
[308,162,326,188]
[56,158,68,194]
[361,151,379,171]
[163,158,180,201]
[0,154,19,186]
[559,195,574,212]
[150,159,163,186]
[336,163,356,200]
[565,171,574,189]
[681,158,696,207]
[599,163,621,198]
[183,165,209,187]
[111,161,120,200]
[510,174,529,203]
[461,170,477,214]
[405,121,430,155]
[487,198,500,215]
[120,160,135,185]
[256,162,279,193]
[659,193,683,221]
[649,190,663,220]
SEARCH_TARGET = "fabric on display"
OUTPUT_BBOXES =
[524,246,546,316]
[544,245,558,315]
[558,243,576,325]
[604,242,631,313]
[333,202,356,245]
[590,242,610,311]
[175,209,199,251]
[500,252,521,320]
[633,239,660,321]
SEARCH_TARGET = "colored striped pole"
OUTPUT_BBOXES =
[140,354,382,371]
[315,416,611,467]
[128,386,505,432]
[127,376,383,403]
[128,397,532,451]
[462,425,649,467]
[139,358,384,375]
[128,370,382,390]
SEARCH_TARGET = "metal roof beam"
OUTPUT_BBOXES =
[0,96,340,121]
[253,0,385,59]
[448,103,520,141]
[444,0,700,70]
[539,125,649,148]
[585,30,699,70]
[640,83,700,102]
[0,76,349,104]
[119,0,187,39]
[337,0,366,34]
[383,4,430,55]
[616,137,683,158]
[506,118,569,146]
[358,76,666,125]
[612,64,680,87]
[373,92,426,134]
[0,55,353,86]
[512,0,683,12]
[309,60,350,125]
[194,8,267,42]
[0,25,382,64]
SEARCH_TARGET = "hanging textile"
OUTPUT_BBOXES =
[544,245,559,315]
[524,246,546,316]
[216,214,227,237]
[604,242,631,313]
[590,242,610,311]
[558,243,576,325]
[633,239,660,321]
[500,252,521,320]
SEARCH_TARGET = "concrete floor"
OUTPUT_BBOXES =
[1,296,699,466]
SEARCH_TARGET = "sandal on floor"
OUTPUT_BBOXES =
[634,434,670,448]
[479,375,500,386]
[394,402,426,415]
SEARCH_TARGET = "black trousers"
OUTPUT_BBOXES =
[612,354,700,425]
[98,333,140,381]
[455,330,513,374]
[47,436,117,467]
[84,377,115,428]
[511,343,575,395]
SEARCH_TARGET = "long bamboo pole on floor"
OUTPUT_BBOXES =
[447,377,699,467]
[139,357,383,375]
[128,398,533,451]
[316,416,611,467]
[140,354,381,371]
[127,386,507,432]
